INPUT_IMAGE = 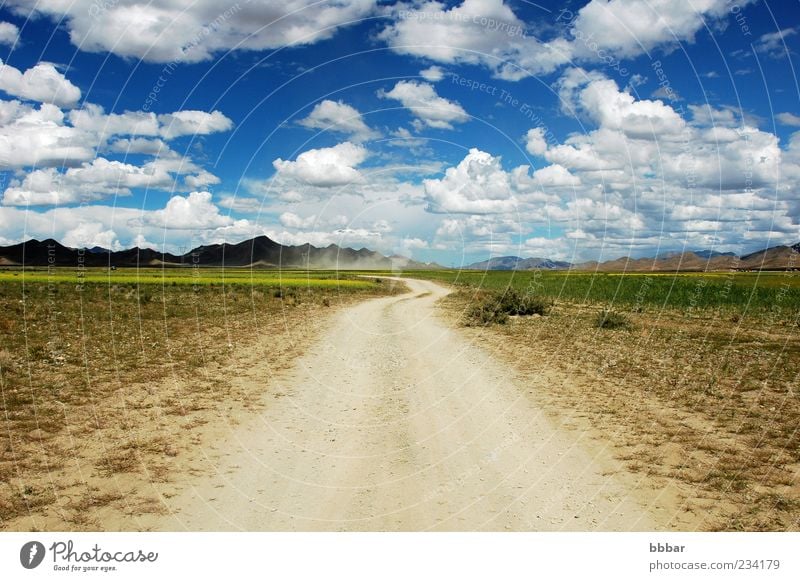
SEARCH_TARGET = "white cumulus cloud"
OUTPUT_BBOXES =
[143,191,234,229]
[0,22,19,45]
[424,148,517,214]
[0,60,81,108]
[298,99,379,142]
[378,80,469,130]
[273,142,367,187]
[8,0,378,63]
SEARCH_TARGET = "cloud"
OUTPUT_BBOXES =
[568,0,754,59]
[525,127,548,156]
[0,99,233,170]
[0,101,95,167]
[0,60,81,108]
[650,86,682,102]
[433,214,526,255]
[388,127,429,150]
[0,22,19,45]
[0,95,232,206]
[1,155,218,206]
[380,0,754,81]
[777,112,800,127]
[298,99,379,142]
[532,164,580,187]
[217,195,265,214]
[68,103,159,138]
[424,148,518,214]
[380,0,572,80]
[8,0,378,63]
[68,103,233,141]
[143,191,234,229]
[754,27,797,59]
[557,69,686,139]
[62,222,122,250]
[420,66,445,82]
[183,170,221,189]
[0,193,279,253]
[545,73,782,190]
[378,80,469,129]
[279,211,317,229]
[509,69,795,256]
[157,110,234,139]
[273,142,367,187]
[267,227,384,249]
[109,137,170,155]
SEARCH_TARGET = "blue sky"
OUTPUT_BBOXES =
[0,0,798,265]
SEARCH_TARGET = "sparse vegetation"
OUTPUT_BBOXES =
[594,309,631,330]
[0,268,394,530]
[464,289,551,326]
[438,277,800,531]
[398,269,800,316]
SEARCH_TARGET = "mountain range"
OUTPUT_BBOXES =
[0,236,439,270]
[1,237,799,272]
[464,243,800,272]
[465,256,573,270]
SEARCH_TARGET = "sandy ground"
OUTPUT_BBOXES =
[141,278,679,531]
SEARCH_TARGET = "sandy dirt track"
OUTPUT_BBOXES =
[145,278,676,531]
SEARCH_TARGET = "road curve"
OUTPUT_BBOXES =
[147,278,668,531]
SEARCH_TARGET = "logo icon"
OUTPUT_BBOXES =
[20,541,45,569]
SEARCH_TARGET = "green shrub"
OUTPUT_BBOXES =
[595,308,631,330]
[496,288,551,316]
[465,299,509,326]
[464,289,551,326]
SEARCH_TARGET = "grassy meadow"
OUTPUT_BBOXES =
[0,267,379,289]
[399,269,800,315]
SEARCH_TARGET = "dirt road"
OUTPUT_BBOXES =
[146,278,676,531]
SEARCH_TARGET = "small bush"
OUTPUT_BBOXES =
[595,309,631,330]
[464,289,551,326]
[465,300,509,326]
[495,289,551,316]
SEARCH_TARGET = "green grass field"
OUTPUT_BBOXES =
[3,266,798,312]
[399,269,800,313]
[0,267,380,290]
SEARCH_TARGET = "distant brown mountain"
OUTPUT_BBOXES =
[573,244,800,272]
[0,236,440,270]
[465,256,573,270]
